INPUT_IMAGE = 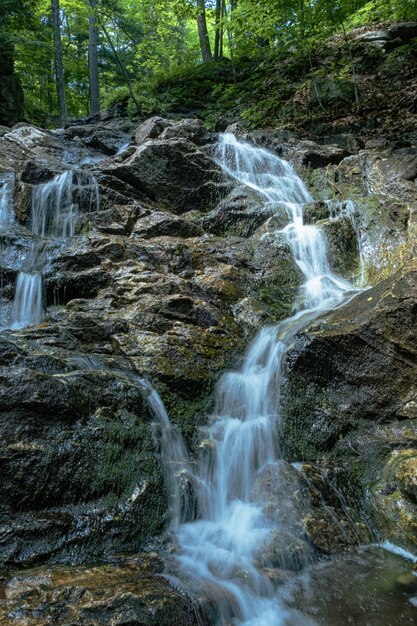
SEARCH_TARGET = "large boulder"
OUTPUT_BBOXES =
[100,138,233,214]
[0,347,166,567]
[201,185,276,237]
[135,116,213,147]
[281,260,417,550]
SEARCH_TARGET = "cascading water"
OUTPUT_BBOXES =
[11,170,99,329]
[0,172,14,229]
[158,134,362,625]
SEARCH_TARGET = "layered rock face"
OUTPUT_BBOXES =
[281,261,417,551]
[0,117,305,570]
[0,554,201,626]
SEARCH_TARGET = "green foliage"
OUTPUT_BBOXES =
[2,0,416,126]
[346,0,417,26]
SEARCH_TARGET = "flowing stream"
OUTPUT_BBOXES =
[156,134,363,625]
[11,170,99,329]
[0,171,14,229]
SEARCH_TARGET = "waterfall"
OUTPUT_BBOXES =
[159,134,361,625]
[11,170,99,329]
[0,172,14,229]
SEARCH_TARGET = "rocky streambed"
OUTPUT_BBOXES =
[0,113,416,624]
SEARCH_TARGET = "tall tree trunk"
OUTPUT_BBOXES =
[196,0,212,63]
[51,0,67,126]
[88,0,100,115]
[100,20,141,114]
[213,0,222,61]
[222,0,236,81]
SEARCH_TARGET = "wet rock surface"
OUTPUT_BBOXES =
[0,117,304,569]
[1,108,417,617]
[281,260,417,550]
[0,554,201,626]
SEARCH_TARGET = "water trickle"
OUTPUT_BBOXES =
[0,172,14,229]
[158,134,362,624]
[11,170,99,329]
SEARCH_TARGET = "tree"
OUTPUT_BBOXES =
[196,0,212,63]
[88,0,100,114]
[51,0,68,125]
[213,0,222,60]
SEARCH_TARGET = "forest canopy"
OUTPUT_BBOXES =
[0,0,416,126]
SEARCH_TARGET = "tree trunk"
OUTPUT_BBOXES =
[51,0,67,126]
[222,0,236,81]
[100,20,141,114]
[213,0,222,61]
[88,0,100,115]
[196,0,212,63]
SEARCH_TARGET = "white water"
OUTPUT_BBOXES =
[11,170,99,329]
[156,134,361,625]
[0,172,14,229]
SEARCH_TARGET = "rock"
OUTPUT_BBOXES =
[355,29,389,49]
[320,149,417,283]
[100,138,233,214]
[201,185,275,237]
[135,117,212,146]
[160,118,211,145]
[281,260,417,550]
[133,211,203,239]
[0,556,201,626]
[0,348,166,566]
[135,116,173,144]
[20,160,57,184]
[321,216,359,278]
[282,139,350,169]
[287,547,417,625]
[309,78,356,109]
[252,461,369,560]
[63,119,134,155]
[387,22,417,46]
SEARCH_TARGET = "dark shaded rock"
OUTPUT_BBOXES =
[0,556,201,626]
[20,160,57,185]
[201,186,275,237]
[387,22,417,46]
[252,461,369,564]
[100,138,233,214]
[0,345,166,566]
[281,260,417,549]
[309,78,356,109]
[63,120,134,155]
[133,211,203,239]
[282,140,350,169]
[322,216,359,278]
